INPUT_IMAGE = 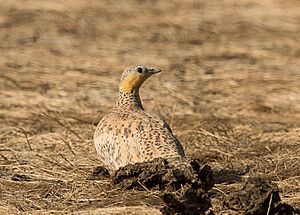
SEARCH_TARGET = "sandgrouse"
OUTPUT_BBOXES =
[94,65,185,175]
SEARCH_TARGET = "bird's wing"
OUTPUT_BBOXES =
[134,112,185,159]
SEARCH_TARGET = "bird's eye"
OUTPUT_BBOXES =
[137,67,143,73]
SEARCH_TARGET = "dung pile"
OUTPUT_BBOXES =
[222,177,298,215]
[90,158,299,215]
[113,158,214,215]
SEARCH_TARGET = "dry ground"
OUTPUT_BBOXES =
[0,0,300,214]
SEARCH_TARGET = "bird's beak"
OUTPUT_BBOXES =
[149,67,162,74]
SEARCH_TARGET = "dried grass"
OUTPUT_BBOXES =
[0,0,300,214]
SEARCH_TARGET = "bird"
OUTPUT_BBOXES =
[94,65,185,175]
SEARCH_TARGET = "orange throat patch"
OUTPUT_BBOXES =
[120,73,143,94]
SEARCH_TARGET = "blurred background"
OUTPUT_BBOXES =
[0,0,300,214]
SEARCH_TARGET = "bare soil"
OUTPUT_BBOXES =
[0,0,300,214]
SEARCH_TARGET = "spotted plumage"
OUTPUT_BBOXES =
[94,65,185,175]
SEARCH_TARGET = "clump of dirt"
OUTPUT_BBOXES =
[223,177,298,215]
[11,173,31,182]
[88,166,110,180]
[89,158,299,214]
[112,158,214,215]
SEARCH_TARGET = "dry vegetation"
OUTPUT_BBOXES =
[0,0,300,214]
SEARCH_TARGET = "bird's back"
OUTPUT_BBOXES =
[94,108,185,173]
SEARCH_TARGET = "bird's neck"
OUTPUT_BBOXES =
[115,90,144,110]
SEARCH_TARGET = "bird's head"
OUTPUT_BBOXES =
[119,65,161,94]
